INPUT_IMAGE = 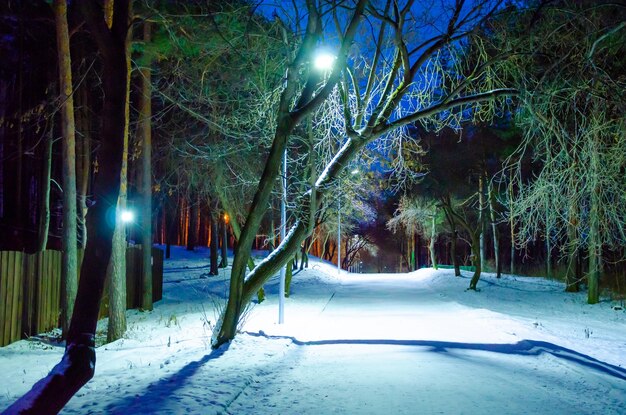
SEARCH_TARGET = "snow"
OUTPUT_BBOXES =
[1,245,625,414]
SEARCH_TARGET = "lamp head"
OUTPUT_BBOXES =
[313,51,336,71]
[120,210,134,223]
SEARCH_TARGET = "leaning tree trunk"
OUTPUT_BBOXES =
[106,5,132,342]
[214,174,259,293]
[212,1,368,348]
[4,1,130,412]
[285,256,294,297]
[55,0,79,338]
[139,21,153,311]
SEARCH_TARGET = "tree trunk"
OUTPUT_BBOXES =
[300,240,309,270]
[285,257,294,297]
[478,171,486,269]
[444,200,482,289]
[165,194,174,259]
[509,171,515,274]
[213,168,256,271]
[429,215,437,269]
[407,233,411,271]
[451,231,460,276]
[4,1,131,412]
[442,203,460,277]
[106,1,132,342]
[76,71,91,250]
[416,233,422,270]
[210,213,219,275]
[139,21,153,311]
[186,195,197,251]
[37,125,53,252]
[545,213,552,279]
[468,230,482,290]
[220,213,228,267]
[55,0,79,337]
[565,217,580,292]
[488,180,501,278]
[587,139,601,304]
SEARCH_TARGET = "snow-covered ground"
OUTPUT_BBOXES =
[1,245,625,414]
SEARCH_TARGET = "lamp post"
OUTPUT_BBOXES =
[278,148,287,324]
[337,199,341,276]
[278,49,337,323]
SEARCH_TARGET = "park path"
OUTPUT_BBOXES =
[229,272,626,414]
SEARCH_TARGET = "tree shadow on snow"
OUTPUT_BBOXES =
[104,343,231,414]
[244,331,626,381]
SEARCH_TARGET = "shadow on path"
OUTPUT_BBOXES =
[163,264,212,273]
[243,331,626,381]
[105,343,231,413]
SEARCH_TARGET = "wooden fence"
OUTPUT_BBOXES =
[0,247,163,347]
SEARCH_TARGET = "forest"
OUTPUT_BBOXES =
[0,0,625,413]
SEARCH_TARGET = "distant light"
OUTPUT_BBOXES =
[223,213,230,224]
[120,210,134,223]
[313,51,336,71]
[351,169,359,175]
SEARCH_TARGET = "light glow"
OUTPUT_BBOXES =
[120,210,134,223]
[313,51,336,71]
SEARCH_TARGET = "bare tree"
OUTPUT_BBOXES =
[106,0,132,342]
[387,195,442,269]
[54,0,79,338]
[211,0,516,347]
[139,21,154,312]
[500,2,626,303]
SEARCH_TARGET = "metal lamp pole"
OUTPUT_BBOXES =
[337,199,341,276]
[278,148,287,324]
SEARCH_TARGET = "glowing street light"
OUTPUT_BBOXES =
[313,50,336,71]
[120,209,135,223]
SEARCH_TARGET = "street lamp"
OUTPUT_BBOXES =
[278,48,337,323]
[313,50,336,71]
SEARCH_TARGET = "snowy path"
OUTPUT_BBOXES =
[1,248,625,414]
[231,272,626,414]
